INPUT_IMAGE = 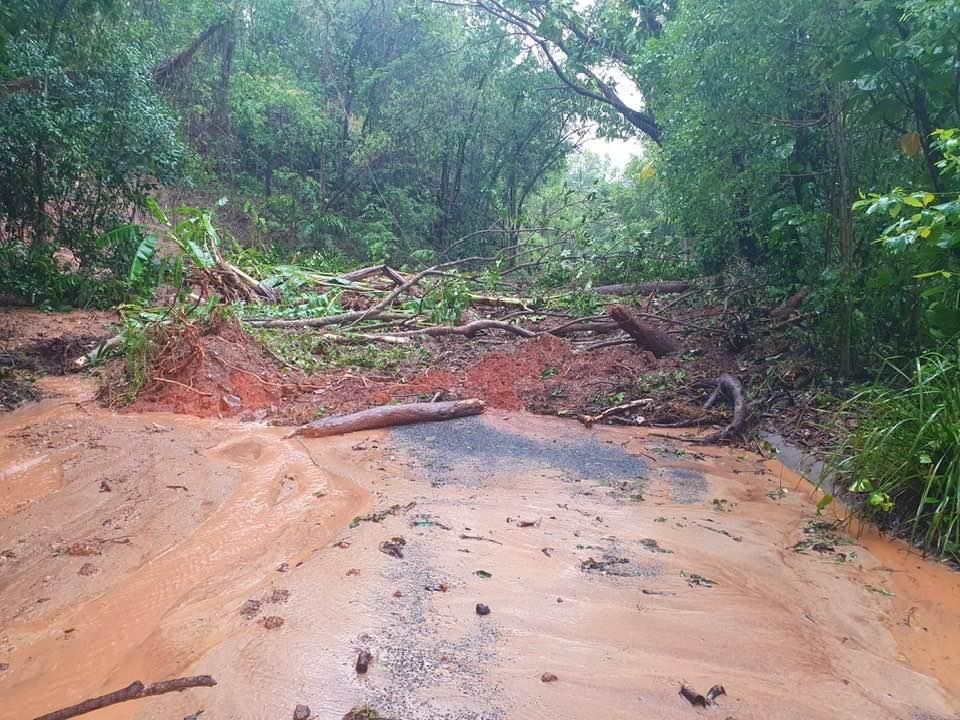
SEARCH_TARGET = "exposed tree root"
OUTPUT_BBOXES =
[700,373,747,443]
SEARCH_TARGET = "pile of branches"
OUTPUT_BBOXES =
[240,261,811,442]
[84,244,812,442]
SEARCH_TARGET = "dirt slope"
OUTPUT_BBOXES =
[0,378,958,720]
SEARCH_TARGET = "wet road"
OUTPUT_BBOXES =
[1,382,959,719]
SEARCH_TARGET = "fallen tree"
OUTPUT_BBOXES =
[607,304,680,357]
[769,287,808,318]
[387,320,535,339]
[35,675,217,720]
[594,280,695,296]
[291,399,486,438]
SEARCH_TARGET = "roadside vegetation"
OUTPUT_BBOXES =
[3,0,960,558]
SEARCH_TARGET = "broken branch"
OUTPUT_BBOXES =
[388,320,536,339]
[577,399,653,428]
[34,675,217,720]
[594,280,695,296]
[607,305,680,357]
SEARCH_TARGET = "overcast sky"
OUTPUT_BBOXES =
[579,132,643,173]
[571,65,645,174]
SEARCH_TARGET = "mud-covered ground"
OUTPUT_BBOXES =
[1,375,959,720]
[0,306,816,446]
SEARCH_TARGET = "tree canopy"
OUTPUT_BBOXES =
[2,0,960,369]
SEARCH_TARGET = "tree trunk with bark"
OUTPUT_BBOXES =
[292,399,486,438]
[607,305,679,357]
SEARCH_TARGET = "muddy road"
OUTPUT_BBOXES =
[1,377,959,720]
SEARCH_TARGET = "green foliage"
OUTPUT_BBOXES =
[250,292,343,321]
[854,130,960,340]
[252,328,432,375]
[0,1,182,307]
[830,349,960,559]
[549,289,602,318]
[413,276,472,325]
[632,0,960,370]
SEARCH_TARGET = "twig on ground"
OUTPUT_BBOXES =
[34,675,217,720]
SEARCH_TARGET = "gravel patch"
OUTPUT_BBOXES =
[358,537,505,720]
[391,416,648,488]
[659,467,708,504]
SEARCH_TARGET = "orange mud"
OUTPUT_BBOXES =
[365,334,656,413]
[0,379,958,720]
[127,321,303,419]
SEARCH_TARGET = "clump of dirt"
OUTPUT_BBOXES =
[0,368,40,410]
[273,330,737,430]
[127,318,304,419]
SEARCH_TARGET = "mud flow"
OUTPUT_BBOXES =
[1,378,958,720]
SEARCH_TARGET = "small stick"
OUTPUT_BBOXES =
[34,675,217,720]
[459,534,504,545]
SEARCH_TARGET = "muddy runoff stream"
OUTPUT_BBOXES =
[1,378,958,720]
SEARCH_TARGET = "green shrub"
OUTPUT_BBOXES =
[831,348,960,558]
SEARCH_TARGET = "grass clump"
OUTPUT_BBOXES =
[830,348,960,559]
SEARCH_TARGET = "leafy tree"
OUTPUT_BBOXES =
[0,0,182,305]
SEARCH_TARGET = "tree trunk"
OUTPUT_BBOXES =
[830,85,855,378]
[594,280,695,296]
[292,399,486,438]
[607,305,679,357]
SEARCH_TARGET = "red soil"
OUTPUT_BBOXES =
[129,321,302,419]
[362,334,653,412]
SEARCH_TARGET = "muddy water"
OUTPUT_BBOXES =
[0,383,958,720]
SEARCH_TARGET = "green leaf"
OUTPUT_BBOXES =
[144,197,170,226]
[186,238,215,269]
[816,494,834,514]
[128,233,158,283]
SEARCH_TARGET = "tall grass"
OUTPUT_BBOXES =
[830,349,960,559]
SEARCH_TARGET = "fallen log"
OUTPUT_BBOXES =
[34,675,217,720]
[594,280,694,296]
[545,317,619,335]
[607,305,680,357]
[245,310,414,329]
[769,287,808,318]
[389,320,535,339]
[701,373,747,443]
[466,293,532,308]
[292,399,486,438]
[319,332,412,345]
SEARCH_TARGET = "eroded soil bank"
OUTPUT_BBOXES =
[1,378,958,720]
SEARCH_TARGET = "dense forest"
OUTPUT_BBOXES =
[3,0,960,557]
